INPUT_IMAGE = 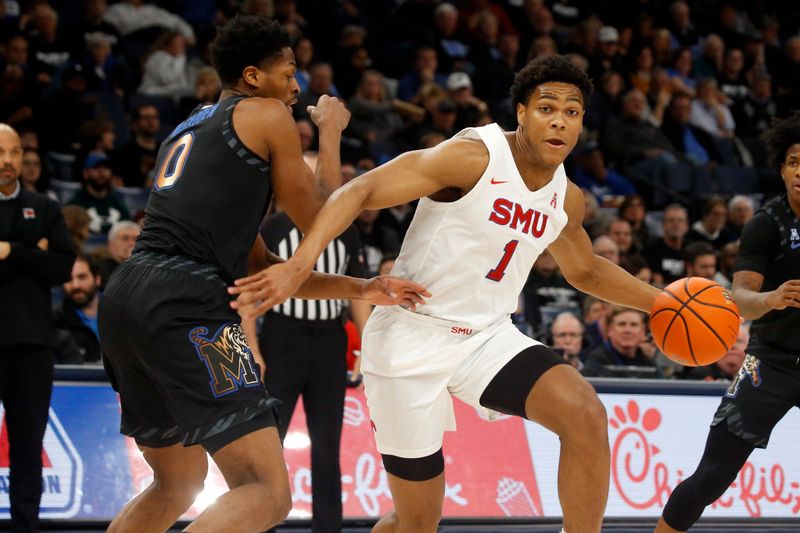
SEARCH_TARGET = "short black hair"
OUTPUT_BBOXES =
[684,241,716,266]
[510,55,594,110]
[211,16,291,87]
[761,112,800,172]
[75,252,100,277]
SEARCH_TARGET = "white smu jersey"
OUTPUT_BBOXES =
[392,123,570,329]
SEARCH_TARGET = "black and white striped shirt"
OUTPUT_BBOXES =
[260,212,369,320]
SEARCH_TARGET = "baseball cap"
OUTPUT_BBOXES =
[599,26,620,43]
[84,152,110,169]
[446,72,472,91]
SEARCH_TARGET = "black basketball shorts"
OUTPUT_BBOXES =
[711,353,800,448]
[98,252,278,453]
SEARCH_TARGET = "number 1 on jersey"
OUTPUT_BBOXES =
[486,239,518,282]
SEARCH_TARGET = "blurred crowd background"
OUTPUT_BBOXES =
[3,0,799,380]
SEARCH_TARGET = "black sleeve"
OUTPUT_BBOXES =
[342,227,371,279]
[732,211,779,275]
[6,200,75,285]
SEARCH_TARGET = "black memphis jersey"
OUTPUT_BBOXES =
[733,194,800,362]
[135,95,271,280]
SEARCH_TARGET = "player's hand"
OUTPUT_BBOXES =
[359,276,431,310]
[37,238,48,251]
[307,94,350,132]
[765,280,800,311]
[229,261,309,319]
[0,241,10,260]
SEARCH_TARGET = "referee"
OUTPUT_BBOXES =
[259,211,371,533]
[0,124,74,533]
[655,114,800,532]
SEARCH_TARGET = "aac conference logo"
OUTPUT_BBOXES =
[0,406,83,518]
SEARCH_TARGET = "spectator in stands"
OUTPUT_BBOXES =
[660,91,721,165]
[572,141,637,206]
[0,123,74,533]
[774,36,800,115]
[717,47,749,103]
[667,47,697,96]
[718,239,739,283]
[110,103,159,187]
[68,153,130,235]
[26,4,74,86]
[354,209,400,275]
[582,190,613,240]
[2,35,29,71]
[414,99,457,145]
[295,62,339,121]
[618,195,651,250]
[690,78,736,139]
[652,27,675,67]
[621,254,653,283]
[582,294,610,348]
[178,65,221,118]
[585,70,624,132]
[74,117,116,181]
[602,89,678,168]
[138,31,192,97]
[644,203,689,286]
[459,0,517,38]
[20,149,44,193]
[291,37,313,94]
[686,196,731,248]
[54,254,102,363]
[446,72,488,131]
[396,45,447,102]
[668,1,699,48]
[592,235,620,265]
[98,220,140,287]
[732,71,778,143]
[685,240,729,287]
[693,34,725,78]
[522,249,582,336]
[35,64,96,158]
[550,312,590,371]
[348,70,420,160]
[682,323,748,381]
[607,217,639,258]
[628,46,656,95]
[588,26,625,83]
[83,31,126,94]
[433,3,469,73]
[61,205,91,252]
[103,0,195,42]
[67,0,119,55]
[583,307,662,378]
[723,194,754,241]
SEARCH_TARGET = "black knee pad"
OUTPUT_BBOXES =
[382,449,444,481]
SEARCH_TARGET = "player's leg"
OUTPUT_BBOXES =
[372,451,445,533]
[108,443,208,533]
[184,425,291,532]
[478,344,608,533]
[655,355,797,532]
[654,425,754,532]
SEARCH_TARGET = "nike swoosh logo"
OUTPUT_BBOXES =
[791,241,800,250]
[490,178,509,185]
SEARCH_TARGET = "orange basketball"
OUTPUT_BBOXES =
[650,277,741,367]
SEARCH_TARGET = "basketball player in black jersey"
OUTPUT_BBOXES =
[98,17,428,533]
[656,114,800,532]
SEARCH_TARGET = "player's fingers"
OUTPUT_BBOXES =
[401,298,417,311]
[404,291,426,306]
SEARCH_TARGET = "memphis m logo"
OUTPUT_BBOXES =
[190,323,260,397]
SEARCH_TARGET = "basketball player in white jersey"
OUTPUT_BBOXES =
[230,56,662,533]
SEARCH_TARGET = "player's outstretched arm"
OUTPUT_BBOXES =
[548,182,661,313]
[235,236,430,319]
[229,137,486,315]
